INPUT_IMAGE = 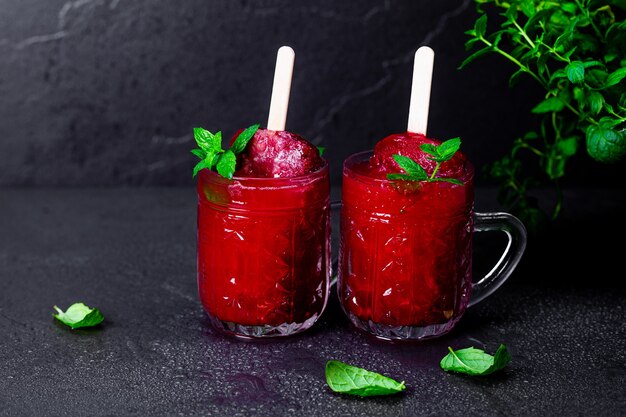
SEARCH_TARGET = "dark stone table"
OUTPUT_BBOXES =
[1,188,624,416]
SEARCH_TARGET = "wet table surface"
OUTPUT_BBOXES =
[0,188,624,416]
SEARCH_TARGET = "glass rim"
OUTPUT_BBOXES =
[199,159,329,187]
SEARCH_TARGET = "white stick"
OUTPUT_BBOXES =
[267,46,295,131]
[407,46,435,135]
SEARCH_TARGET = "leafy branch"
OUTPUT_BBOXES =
[462,0,626,229]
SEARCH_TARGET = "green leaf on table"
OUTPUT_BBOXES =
[53,303,104,329]
[193,128,223,154]
[317,146,326,156]
[230,124,260,154]
[325,360,406,397]
[531,97,565,113]
[566,61,585,84]
[440,344,511,376]
[216,150,237,179]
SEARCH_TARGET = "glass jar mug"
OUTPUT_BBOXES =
[197,164,331,338]
[338,151,527,341]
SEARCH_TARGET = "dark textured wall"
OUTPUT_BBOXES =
[0,0,620,186]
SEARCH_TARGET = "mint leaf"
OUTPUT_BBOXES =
[557,137,578,157]
[604,67,626,88]
[386,173,414,181]
[53,303,104,329]
[325,360,406,397]
[420,143,439,158]
[531,97,565,113]
[440,344,511,376]
[586,125,626,163]
[230,124,260,154]
[216,150,237,179]
[193,128,223,154]
[392,154,428,180]
[316,146,326,156]
[474,14,487,38]
[192,158,210,178]
[432,177,464,185]
[190,148,206,159]
[587,92,604,115]
[436,137,461,162]
[566,61,585,84]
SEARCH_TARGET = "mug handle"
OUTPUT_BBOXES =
[469,212,528,307]
[330,200,342,287]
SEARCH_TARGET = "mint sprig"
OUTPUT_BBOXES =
[53,303,104,329]
[325,360,406,397]
[191,124,260,179]
[387,137,464,185]
[440,344,511,376]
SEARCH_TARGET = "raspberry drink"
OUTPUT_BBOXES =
[195,46,331,337]
[339,133,475,339]
[197,128,329,337]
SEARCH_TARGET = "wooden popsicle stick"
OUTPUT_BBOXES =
[267,46,295,131]
[407,46,435,135]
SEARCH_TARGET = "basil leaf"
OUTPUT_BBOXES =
[440,344,511,376]
[531,97,565,113]
[392,154,428,180]
[230,124,260,154]
[53,303,104,329]
[216,150,237,179]
[193,128,223,153]
[565,61,585,84]
[325,360,406,397]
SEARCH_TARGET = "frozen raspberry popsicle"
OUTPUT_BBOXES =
[369,131,468,180]
[235,128,324,178]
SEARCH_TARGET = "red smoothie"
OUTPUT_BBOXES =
[339,132,474,337]
[197,129,330,337]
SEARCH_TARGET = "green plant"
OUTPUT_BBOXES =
[462,0,626,230]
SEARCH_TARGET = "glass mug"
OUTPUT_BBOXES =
[338,151,527,341]
[197,163,331,338]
